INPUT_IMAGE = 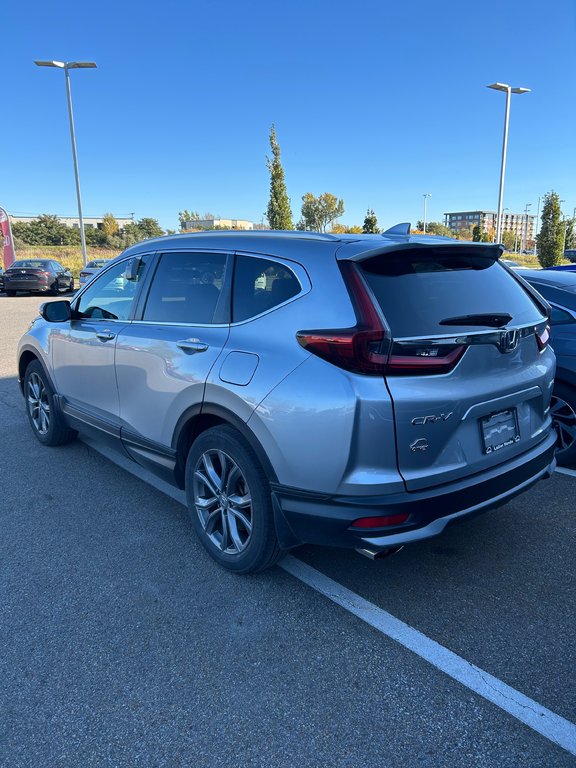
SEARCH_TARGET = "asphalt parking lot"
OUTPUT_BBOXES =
[1,294,575,767]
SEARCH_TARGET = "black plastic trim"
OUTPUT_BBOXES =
[272,435,557,549]
[18,346,56,394]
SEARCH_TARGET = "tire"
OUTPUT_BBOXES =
[550,381,576,466]
[49,282,59,296]
[69,279,75,293]
[23,360,77,447]
[185,425,283,574]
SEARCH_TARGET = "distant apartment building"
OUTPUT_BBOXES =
[444,210,535,241]
[183,217,257,232]
[10,214,135,230]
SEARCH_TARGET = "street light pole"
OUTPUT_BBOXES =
[486,83,531,243]
[35,60,97,267]
[422,193,431,233]
[534,196,541,258]
[521,203,532,253]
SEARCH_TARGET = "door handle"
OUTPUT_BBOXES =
[176,338,209,353]
[96,330,115,342]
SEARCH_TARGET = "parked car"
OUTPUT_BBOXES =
[0,267,4,293]
[544,264,576,272]
[17,229,557,573]
[517,268,576,465]
[4,259,74,296]
[79,259,110,286]
[501,259,520,267]
[564,249,576,263]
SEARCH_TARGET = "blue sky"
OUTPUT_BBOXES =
[2,0,575,232]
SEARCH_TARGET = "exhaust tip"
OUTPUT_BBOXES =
[356,546,404,561]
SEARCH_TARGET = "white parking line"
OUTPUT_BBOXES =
[280,556,576,757]
[555,466,576,478]
[82,437,576,757]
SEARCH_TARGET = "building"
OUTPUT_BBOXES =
[444,210,535,242]
[9,214,135,230]
[183,217,256,232]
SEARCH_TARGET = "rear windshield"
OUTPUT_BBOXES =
[359,249,545,337]
[11,260,49,269]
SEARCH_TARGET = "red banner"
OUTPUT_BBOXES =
[0,207,16,268]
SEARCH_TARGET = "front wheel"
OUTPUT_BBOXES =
[24,360,77,446]
[550,382,576,466]
[185,426,283,573]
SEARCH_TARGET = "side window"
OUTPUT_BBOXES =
[550,305,575,325]
[76,258,146,321]
[232,255,300,322]
[143,252,227,324]
[52,261,64,271]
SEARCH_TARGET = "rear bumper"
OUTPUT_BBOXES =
[271,431,557,551]
[5,280,50,291]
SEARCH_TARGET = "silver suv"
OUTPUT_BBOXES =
[18,227,557,573]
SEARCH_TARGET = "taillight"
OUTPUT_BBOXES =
[536,323,550,352]
[296,261,466,376]
[296,262,390,374]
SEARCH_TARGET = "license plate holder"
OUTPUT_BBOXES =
[481,409,520,454]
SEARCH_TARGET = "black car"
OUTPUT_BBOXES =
[4,259,74,296]
[0,267,4,293]
[518,269,576,465]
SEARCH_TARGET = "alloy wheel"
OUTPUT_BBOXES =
[27,372,50,435]
[193,450,253,555]
[550,394,576,452]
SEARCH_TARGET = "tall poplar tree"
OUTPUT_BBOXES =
[537,191,564,267]
[266,125,293,230]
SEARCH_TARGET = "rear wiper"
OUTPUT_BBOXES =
[439,313,512,328]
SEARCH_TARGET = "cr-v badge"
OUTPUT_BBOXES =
[411,412,453,425]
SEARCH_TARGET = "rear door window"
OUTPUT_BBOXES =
[359,248,545,337]
[232,255,300,322]
[143,251,227,324]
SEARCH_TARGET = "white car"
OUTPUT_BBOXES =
[79,259,110,285]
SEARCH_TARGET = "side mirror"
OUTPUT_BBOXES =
[40,300,71,322]
[126,257,141,281]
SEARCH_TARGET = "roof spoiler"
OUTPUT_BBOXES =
[382,222,411,237]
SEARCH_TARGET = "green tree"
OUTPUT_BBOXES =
[266,124,293,230]
[298,192,344,232]
[501,230,516,251]
[564,217,576,250]
[472,224,482,242]
[101,213,119,238]
[455,226,474,241]
[537,191,564,267]
[426,222,452,237]
[362,208,379,234]
[85,226,107,246]
[178,210,200,230]
[136,217,164,239]
[12,214,81,246]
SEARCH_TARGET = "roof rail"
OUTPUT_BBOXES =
[184,229,341,241]
[382,223,411,236]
